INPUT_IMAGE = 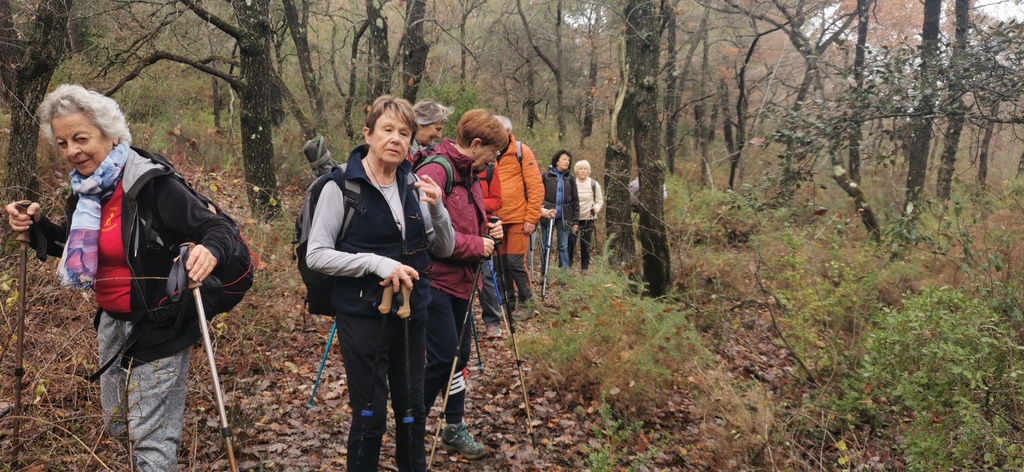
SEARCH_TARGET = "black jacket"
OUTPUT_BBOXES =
[32,147,235,364]
[541,165,580,226]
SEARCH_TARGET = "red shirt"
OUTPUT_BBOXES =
[94,182,131,313]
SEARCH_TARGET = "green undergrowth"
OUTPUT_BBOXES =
[522,258,714,415]
[852,287,1024,470]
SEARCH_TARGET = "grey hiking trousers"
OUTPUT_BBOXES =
[98,312,190,472]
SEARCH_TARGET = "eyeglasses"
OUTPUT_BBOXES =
[493,148,504,158]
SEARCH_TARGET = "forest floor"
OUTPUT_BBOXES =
[0,165,812,471]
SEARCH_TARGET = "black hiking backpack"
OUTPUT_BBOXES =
[139,148,256,319]
[293,136,420,315]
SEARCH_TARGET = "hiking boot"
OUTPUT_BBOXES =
[512,309,537,322]
[486,324,503,339]
[440,423,488,460]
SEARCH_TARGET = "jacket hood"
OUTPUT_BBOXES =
[123,147,174,199]
[433,139,475,182]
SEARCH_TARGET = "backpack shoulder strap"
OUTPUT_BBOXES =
[334,163,365,242]
[516,141,528,200]
[413,154,455,195]
[483,163,495,185]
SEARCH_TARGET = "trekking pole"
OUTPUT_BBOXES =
[172,244,240,471]
[395,284,415,466]
[307,320,337,408]
[429,259,486,464]
[469,308,484,372]
[353,289,392,469]
[540,216,555,300]
[191,281,239,472]
[490,217,536,446]
[11,201,31,462]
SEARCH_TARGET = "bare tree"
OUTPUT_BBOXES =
[282,0,325,128]
[108,0,283,218]
[401,0,428,102]
[935,0,970,200]
[580,5,603,147]
[1,0,72,204]
[904,0,942,208]
[516,0,566,141]
[833,0,881,241]
[366,0,392,98]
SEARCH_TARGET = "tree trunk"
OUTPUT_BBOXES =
[904,0,942,209]
[342,20,368,140]
[212,77,223,133]
[722,79,739,190]
[580,51,598,147]
[524,65,539,129]
[3,0,72,204]
[580,12,600,147]
[282,0,325,126]
[695,28,712,187]
[366,0,391,99]
[516,0,565,141]
[401,0,428,102]
[605,40,635,269]
[629,0,670,297]
[978,101,999,191]
[0,0,16,105]
[663,1,679,175]
[233,0,281,218]
[732,29,769,191]
[835,0,880,242]
[935,0,970,201]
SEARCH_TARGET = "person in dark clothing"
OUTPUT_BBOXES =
[415,109,507,461]
[6,84,236,471]
[306,95,455,472]
[540,150,580,272]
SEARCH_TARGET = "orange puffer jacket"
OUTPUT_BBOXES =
[494,134,544,225]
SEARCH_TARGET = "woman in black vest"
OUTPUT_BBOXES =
[306,95,454,472]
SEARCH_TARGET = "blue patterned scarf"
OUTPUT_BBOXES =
[58,144,130,288]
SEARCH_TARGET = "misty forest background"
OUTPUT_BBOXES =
[6,0,1024,470]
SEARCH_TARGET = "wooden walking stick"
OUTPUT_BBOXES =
[12,201,32,462]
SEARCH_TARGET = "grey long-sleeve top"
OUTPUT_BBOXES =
[305,180,454,278]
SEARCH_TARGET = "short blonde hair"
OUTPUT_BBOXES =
[574,160,591,173]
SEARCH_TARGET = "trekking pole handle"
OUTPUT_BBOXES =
[396,285,412,319]
[14,200,32,244]
[378,288,393,315]
[487,216,501,246]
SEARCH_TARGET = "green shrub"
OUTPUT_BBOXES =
[522,259,713,413]
[861,286,1024,470]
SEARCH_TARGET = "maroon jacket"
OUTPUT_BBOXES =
[415,139,488,300]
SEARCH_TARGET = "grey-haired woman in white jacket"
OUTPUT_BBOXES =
[569,159,603,271]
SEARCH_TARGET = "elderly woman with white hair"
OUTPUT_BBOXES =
[5,84,236,470]
[569,159,604,272]
[409,99,454,160]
